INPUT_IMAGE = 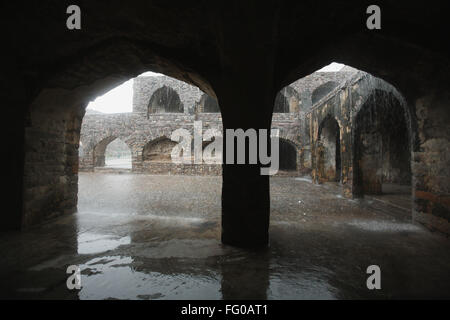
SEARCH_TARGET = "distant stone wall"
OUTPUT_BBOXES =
[138,162,222,176]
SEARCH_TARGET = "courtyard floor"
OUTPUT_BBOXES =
[0,173,449,299]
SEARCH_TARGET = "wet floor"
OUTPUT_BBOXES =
[0,173,449,299]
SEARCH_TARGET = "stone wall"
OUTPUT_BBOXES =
[23,90,83,227]
[412,91,450,234]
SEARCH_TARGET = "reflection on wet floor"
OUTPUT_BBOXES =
[77,233,131,255]
[79,255,222,300]
[0,173,449,299]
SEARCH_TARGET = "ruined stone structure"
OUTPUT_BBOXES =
[3,2,449,248]
[79,70,358,176]
[79,68,419,210]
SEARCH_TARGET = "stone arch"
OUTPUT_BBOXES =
[147,85,184,115]
[353,89,412,198]
[139,126,194,163]
[104,138,132,168]
[273,128,301,173]
[138,126,192,152]
[142,136,179,162]
[311,81,339,105]
[276,128,301,149]
[350,74,419,154]
[92,136,117,167]
[90,135,134,168]
[317,115,342,182]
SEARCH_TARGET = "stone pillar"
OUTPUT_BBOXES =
[0,64,30,230]
[296,147,302,175]
[23,91,84,227]
[211,3,279,248]
[340,123,354,198]
[2,102,26,230]
[131,149,142,173]
[219,86,274,248]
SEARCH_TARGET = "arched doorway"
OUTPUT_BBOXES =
[104,138,132,169]
[354,90,411,200]
[318,116,341,182]
[279,139,297,171]
[93,136,117,167]
[142,137,180,162]
[92,137,132,169]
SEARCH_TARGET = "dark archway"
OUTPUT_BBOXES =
[148,86,183,115]
[311,81,339,105]
[354,90,411,198]
[318,116,341,182]
[142,137,180,162]
[279,139,297,171]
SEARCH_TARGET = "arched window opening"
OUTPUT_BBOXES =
[104,138,132,169]
[148,86,183,115]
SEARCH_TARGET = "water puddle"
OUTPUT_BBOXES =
[78,255,222,300]
[268,271,337,299]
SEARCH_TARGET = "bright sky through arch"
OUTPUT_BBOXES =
[87,63,344,114]
[87,71,162,114]
[317,62,344,72]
